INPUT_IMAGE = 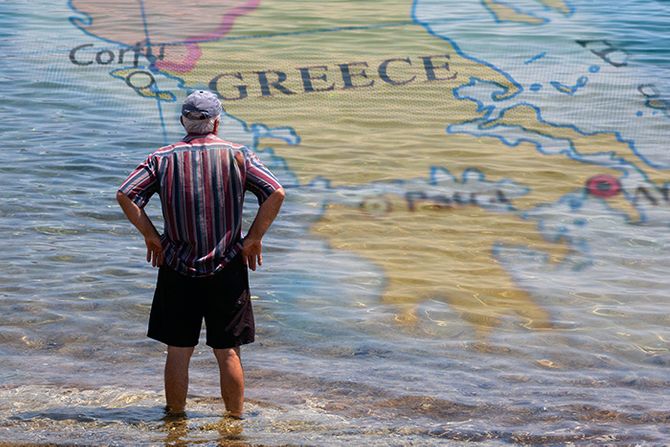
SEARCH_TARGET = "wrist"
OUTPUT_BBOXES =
[143,229,160,240]
[245,233,262,242]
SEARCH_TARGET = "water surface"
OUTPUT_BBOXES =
[1,0,669,445]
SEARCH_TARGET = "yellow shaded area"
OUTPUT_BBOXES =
[483,0,571,23]
[312,199,571,335]
[535,0,572,15]
[217,0,413,37]
[490,104,670,220]
[482,0,545,24]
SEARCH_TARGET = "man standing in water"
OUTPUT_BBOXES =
[116,90,285,418]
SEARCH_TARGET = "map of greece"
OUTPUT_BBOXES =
[68,0,670,335]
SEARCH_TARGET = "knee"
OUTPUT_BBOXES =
[213,347,240,363]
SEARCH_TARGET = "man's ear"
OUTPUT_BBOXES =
[213,117,220,134]
[180,115,184,127]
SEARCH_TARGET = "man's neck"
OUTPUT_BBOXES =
[183,132,219,142]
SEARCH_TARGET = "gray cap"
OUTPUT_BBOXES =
[181,90,223,120]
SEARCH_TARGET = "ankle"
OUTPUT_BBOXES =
[165,404,186,416]
[224,410,243,420]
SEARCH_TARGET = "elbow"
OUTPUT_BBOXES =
[116,190,127,205]
[273,187,286,202]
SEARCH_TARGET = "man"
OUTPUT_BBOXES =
[116,90,285,418]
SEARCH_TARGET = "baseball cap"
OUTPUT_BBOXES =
[181,90,223,120]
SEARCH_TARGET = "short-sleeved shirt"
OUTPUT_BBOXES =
[118,133,282,277]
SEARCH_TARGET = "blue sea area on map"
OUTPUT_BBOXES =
[419,0,670,84]
[579,0,670,67]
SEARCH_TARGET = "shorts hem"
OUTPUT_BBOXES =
[147,332,199,348]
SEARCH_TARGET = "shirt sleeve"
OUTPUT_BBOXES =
[241,147,282,205]
[117,155,159,209]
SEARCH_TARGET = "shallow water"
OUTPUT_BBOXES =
[1,0,670,445]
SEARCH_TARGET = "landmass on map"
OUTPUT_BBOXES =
[482,0,572,25]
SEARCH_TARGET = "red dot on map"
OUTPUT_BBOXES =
[586,175,622,198]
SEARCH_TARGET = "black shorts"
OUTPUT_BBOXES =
[147,253,255,349]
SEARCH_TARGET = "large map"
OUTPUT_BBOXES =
[68,0,670,336]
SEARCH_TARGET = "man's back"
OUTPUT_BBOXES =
[119,133,282,277]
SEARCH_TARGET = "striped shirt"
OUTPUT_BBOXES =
[118,133,282,277]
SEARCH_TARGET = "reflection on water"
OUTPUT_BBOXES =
[162,413,246,447]
[1,0,670,445]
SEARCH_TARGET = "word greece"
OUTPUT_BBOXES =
[208,54,458,100]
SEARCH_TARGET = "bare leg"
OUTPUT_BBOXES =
[213,347,244,417]
[164,346,195,413]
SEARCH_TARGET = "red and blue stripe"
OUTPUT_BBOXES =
[119,133,282,277]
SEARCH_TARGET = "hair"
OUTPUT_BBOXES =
[181,115,219,134]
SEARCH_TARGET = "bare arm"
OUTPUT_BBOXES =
[241,188,285,271]
[116,191,164,267]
